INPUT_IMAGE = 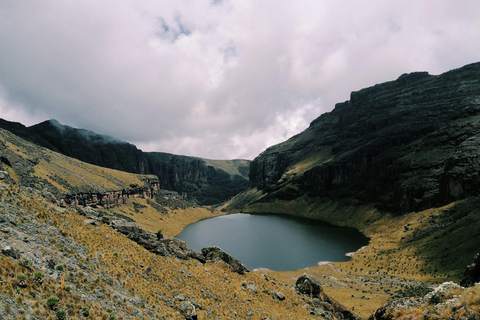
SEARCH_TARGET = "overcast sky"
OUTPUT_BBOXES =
[0,1,479,160]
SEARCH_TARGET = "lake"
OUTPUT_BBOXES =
[176,213,369,271]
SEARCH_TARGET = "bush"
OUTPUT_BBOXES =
[55,264,64,271]
[56,309,67,320]
[47,296,60,310]
[82,306,90,316]
[34,271,44,279]
[156,229,163,240]
[109,313,116,320]
[17,274,27,281]
[64,286,71,292]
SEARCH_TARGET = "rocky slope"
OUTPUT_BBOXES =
[0,119,250,205]
[0,177,360,319]
[242,62,480,213]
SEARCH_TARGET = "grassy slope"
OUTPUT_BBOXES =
[0,127,152,193]
[109,197,223,238]
[203,159,251,180]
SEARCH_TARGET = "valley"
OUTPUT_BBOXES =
[1,61,480,319]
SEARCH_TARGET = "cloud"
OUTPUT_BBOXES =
[0,0,479,159]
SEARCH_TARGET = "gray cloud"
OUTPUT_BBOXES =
[0,0,479,159]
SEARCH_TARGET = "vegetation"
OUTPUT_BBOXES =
[47,296,60,310]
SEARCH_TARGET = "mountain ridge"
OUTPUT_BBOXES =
[240,61,480,213]
[0,118,250,205]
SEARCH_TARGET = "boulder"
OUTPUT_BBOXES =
[295,274,323,296]
[2,246,13,256]
[461,253,480,287]
[201,247,249,275]
[179,301,197,320]
[272,291,285,301]
[83,219,98,226]
[0,170,8,180]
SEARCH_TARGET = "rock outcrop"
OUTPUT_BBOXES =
[107,219,249,274]
[295,273,323,296]
[246,62,480,212]
[295,274,360,320]
[63,177,159,209]
[369,282,477,320]
[201,247,249,275]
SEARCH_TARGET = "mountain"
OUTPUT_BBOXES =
[0,119,250,205]
[236,62,480,213]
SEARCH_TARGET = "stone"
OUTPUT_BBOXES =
[179,301,197,320]
[272,291,285,301]
[0,171,8,180]
[83,219,98,226]
[2,246,13,256]
[295,274,323,296]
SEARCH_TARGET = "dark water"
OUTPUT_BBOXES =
[177,213,369,271]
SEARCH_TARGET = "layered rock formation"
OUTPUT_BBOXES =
[247,62,480,212]
[0,119,250,205]
[63,177,159,209]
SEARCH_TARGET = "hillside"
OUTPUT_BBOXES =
[0,119,250,205]
[0,127,156,195]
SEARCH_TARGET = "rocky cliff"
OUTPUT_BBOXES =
[246,62,480,212]
[0,119,250,205]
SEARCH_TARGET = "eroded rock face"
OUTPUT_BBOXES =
[248,62,480,212]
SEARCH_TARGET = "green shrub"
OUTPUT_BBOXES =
[17,274,27,281]
[64,286,71,292]
[109,313,116,320]
[34,271,44,279]
[156,229,163,239]
[82,306,90,316]
[55,264,64,271]
[56,309,67,319]
[47,296,60,309]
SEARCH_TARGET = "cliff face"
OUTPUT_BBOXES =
[0,119,250,205]
[248,62,480,212]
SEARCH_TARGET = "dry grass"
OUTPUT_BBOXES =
[0,183,327,319]
[109,198,223,237]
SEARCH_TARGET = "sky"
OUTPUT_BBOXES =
[0,1,479,160]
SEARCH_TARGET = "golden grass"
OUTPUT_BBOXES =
[109,198,223,237]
